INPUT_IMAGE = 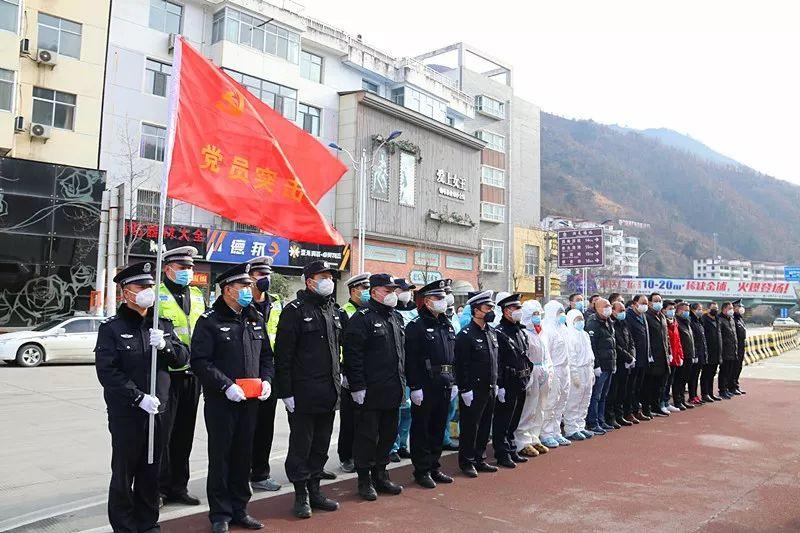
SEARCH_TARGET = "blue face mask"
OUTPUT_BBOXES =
[652,302,663,312]
[681,311,690,320]
[573,321,585,331]
[575,301,585,311]
[616,311,627,321]
[359,289,370,304]
[172,268,192,287]
[532,315,542,325]
[665,309,675,319]
[558,315,567,325]
[236,287,253,307]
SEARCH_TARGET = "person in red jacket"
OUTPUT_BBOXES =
[663,300,684,413]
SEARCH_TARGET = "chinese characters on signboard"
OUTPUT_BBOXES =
[557,228,604,268]
[435,168,467,201]
[125,220,208,256]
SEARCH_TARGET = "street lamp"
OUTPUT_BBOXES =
[329,130,403,273]
[637,248,654,276]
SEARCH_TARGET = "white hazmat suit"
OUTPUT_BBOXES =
[539,301,571,441]
[514,300,552,451]
[562,309,595,436]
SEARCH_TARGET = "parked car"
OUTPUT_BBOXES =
[772,317,799,328]
[0,316,105,367]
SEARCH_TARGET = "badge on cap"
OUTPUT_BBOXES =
[245,264,251,273]
[439,281,445,288]
[143,263,151,273]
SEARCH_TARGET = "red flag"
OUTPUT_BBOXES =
[164,37,346,245]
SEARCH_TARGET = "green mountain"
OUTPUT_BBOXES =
[608,125,741,168]
[540,112,800,277]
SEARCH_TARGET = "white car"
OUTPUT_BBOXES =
[0,316,105,367]
[772,317,798,328]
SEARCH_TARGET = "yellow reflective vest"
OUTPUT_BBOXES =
[158,283,205,371]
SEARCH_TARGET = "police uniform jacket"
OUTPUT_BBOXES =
[645,309,670,375]
[690,313,709,365]
[274,289,344,413]
[702,313,723,365]
[612,316,636,369]
[586,314,617,373]
[95,303,189,416]
[626,308,651,367]
[190,296,274,396]
[495,318,533,393]
[677,316,696,362]
[404,305,456,392]
[719,315,738,361]
[733,313,746,361]
[342,298,405,410]
[454,320,499,393]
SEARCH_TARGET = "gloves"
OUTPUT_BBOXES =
[258,380,272,401]
[450,385,458,402]
[668,353,673,365]
[612,368,617,375]
[461,390,474,407]
[692,357,698,364]
[351,389,366,405]
[149,328,166,350]
[497,388,506,403]
[410,389,424,406]
[138,394,160,415]
[594,367,602,378]
[678,359,683,367]
[225,384,246,402]
[625,361,635,370]
[341,375,349,389]
[282,396,295,413]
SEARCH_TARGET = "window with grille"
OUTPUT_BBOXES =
[136,189,172,223]
[524,244,539,276]
[481,239,504,272]
[140,123,167,161]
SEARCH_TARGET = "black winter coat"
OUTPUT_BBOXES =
[702,313,722,364]
[454,320,499,393]
[612,316,636,369]
[586,314,617,372]
[404,306,456,392]
[626,308,651,367]
[719,315,738,361]
[734,314,747,361]
[645,309,670,375]
[495,318,533,393]
[677,316,696,363]
[690,313,709,365]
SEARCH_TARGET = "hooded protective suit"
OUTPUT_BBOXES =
[514,300,552,450]
[562,309,595,436]
[539,300,571,440]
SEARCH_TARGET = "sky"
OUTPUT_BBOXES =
[301,0,800,184]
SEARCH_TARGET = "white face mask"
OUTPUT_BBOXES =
[511,309,524,323]
[601,306,612,318]
[430,299,448,314]
[398,291,412,304]
[445,293,455,306]
[130,287,156,309]
[314,278,335,297]
[637,304,648,314]
[382,292,398,308]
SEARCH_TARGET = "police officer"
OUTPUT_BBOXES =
[405,279,457,489]
[157,246,204,507]
[731,299,747,395]
[95,261,189,533]
[492,293,532,468]
[337,272,370,473]
[274,260,343,518]
[455,290,499,478]
[343,273,405,501]
[191,262,274,533]
[246,256,282,493]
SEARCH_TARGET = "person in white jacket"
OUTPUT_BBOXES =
[539,300,572,448]
[562,309,597,440]
[514,300,552,457]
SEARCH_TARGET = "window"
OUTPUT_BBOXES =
[149,0,182,34]
[475,95,505,119]
[0,0,19,33]
[223,68,297,120]
[300,50,322,83]
[220,217,260,233]
[524,244,540,276]
[140,123,167,161]
[145,58,171,97]
[62,319,94,334]
[475,130,505,152]
[211,8,299,63]
[32,87,75,129]
[38,13,81,59]
[371,145,389,201]
[403,87,447,122]
[480,201,505,223]
[297,103,320,136]
[481,239,504,272]
[480,165,505,187]
[0,68,12,112]
[137,189,172,223]
[399,151,415,207]
[362,79,378,94]
[391,87,404,106]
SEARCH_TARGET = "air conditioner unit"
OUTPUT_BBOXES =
[14,116,24,132]
[19,38,30,56]
[30,123,51,140]
[36,49,58,66]
[168,33,177,53]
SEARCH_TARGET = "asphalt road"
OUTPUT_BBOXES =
[1,348,799,532]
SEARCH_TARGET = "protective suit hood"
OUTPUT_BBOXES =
[521,299,543,328]
[566,309,585,327]
[542,300,565,329]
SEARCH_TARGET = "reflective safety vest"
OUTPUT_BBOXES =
[158,283,205,371]
[342,301,358,318]
[266,293,281,347]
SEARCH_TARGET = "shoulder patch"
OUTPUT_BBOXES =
[358,308,370,315]
[101,315,118,324]
[288,301,301,309]
[201,309,215,318]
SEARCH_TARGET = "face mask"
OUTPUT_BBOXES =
[694,310,703,318]
[709,308,718,316]
[171,268,192,287]
[445,293,455,306]
[511,309,524,323]
[382,292,398,308]
[130,287,156,309]
[236,287,253,307]
[482,310,496,324]
[637,304,648,314]
[601,307,612,318]
[616,311,627,321]
[652,302,663,312]
[255,276,270,293]
[314,278,335,297]
[359,289,370,304]
[430,299,448,314]
[726,309,734,317]
[681,311,690,320]
[398,291,412,305]
[575,301,585,311]
[558,315,567,325]
[737,307,745,314]
[573,321,585,331]
[532,315,542,326]
[665,309,675,319]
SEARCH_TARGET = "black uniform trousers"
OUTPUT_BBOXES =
[458,386,495,468]
[628,366,646,414]
[108,413,163,533]
[606,368,630,420]
[409,386,450,476]
[733,356,744,390]
[337,387,355,463]
[285,411,335,483]
[688,362,702,399]
[700,363,718,397]
[719,360,735,394]
[672,364,690,404]
[642,372,665,414]
[250,393,278,482]
[204,396,259,524]
[352,406,399,470]
[159,371,200,498]
[491,387,523,461]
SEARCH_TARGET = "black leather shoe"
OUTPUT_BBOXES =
[211,522,229,533]
[736,389,747,395]
[509,451,528,463]
[357,470,377,501]
[397,447,411,459]
[702,394,715,403]
[414,473,436,489]
[431,470,453,484]
[610,420,622,429]
[710,394,722,401]
[442,443,459,451]
[618,417,633,427]
[231,515,263,529]
[731,389,742,396]
[308,479,339,512]
[293,494,312,519]
[389,452,401,463]
[496,457,516,469]
[158,495,164,509]
[683,402,695,409]
[475,461,498,473]
[320,469,337,480]
[461,465,478,478]
[165,492,201,506]
[372,468,403,495]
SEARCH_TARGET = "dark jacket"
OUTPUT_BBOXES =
[454,320,499,393]
[95,303,189,416]
[690,313,709,365]
[734,313,747,361]
[273,289,344,414]
[702,312,723,364]
[190,297,274,397]
[719,314,738,361]
[645,309,670,375]
[612,315,636,369]
[404,305,456,392]
[342,298,405,410]
[495,318,533,393]
[676,316,695,364]
[586,313,617,372]
[626,307,651,367]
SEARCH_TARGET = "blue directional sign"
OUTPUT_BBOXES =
[784,266,800,281]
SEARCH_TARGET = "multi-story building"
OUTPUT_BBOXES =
[512,226,560,301]
[694,258,786,281]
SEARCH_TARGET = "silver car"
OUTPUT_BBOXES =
[0,316,105,367]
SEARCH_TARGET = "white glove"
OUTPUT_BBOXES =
[138,394,160,415]
[225,384,246,402]
[460,390,474,407]
[678,359,683,367]
[625,361,635,370]
[594,367,602,378]
[341,375,349,389]
[282,396,295,413]
[493,384,499,396]
[149,328,166,350]
[450,385,458,402]
[692,357,698,364]
[668,353,673,365]
[410,389,424,406]
[351,389,366,405]
[497,388,506,403]
[258,380,272,401]
[612,368,617,375]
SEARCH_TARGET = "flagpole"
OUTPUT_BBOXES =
[148,36,183,464]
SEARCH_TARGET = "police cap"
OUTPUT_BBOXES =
[114,261,156,287]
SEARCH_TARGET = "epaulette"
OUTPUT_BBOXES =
[201,309,215,319]
[409,315,420,323]
[358,307,370,315]
[101,315,118,324]
[288,300,301,309]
